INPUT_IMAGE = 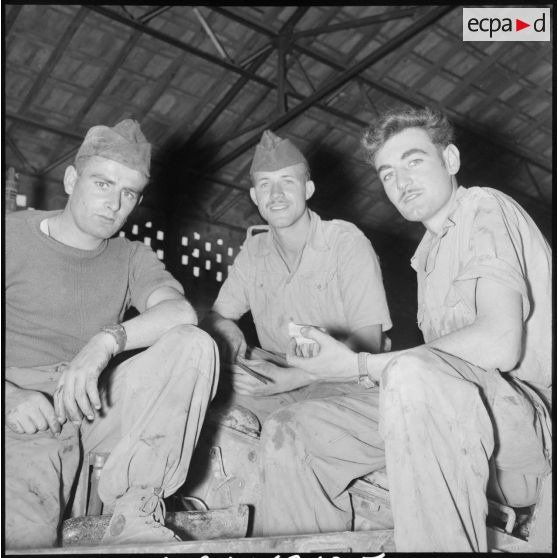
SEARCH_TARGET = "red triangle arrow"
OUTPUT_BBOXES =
[516,18,530,31]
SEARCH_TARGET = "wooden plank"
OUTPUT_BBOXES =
[6,529,395,554]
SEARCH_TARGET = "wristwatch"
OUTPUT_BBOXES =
[357,352,376,388]
[100,323,127,355]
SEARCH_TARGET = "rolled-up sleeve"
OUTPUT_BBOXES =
[212,243,251,320]
[454,195,530,319]
[338,232,392,331]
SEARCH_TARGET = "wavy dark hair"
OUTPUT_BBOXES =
[362,106,455,164]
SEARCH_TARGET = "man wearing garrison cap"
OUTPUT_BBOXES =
[5,120,218,548]
[201,130,391,529]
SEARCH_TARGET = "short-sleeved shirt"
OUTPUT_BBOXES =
[411,186,552,403]
[5,209,184,368]
[213,209,392,353]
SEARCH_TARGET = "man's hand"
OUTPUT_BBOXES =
[231,358,311,396]
[216,320,248,369]
[286,327,359,383]
[54,332,116,423]
[5,385,61,435]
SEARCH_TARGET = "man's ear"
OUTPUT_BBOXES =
[63,165,78,195]
[305,180,315,201]
[249,187,257,205]
[442,144,460,176]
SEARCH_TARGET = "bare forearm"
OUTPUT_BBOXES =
[122,298,197,351]
[202,311,241,338]
[425,318,520,371]
[345,324,383,354]
[365,318,521,383]
[202,310,246,358]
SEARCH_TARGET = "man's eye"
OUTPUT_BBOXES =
[123,190,137,200]
[381,172,393,183]
[96,181,109,189]
[258,183,269,189]
[409,159,422,167]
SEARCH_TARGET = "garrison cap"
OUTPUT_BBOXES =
[75,119,151,178]
[250,130,307,174]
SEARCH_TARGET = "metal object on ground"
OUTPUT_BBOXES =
[181,404,261,534]
[62,504,249,547]
[87,453,107,516]
[71,451,110,518]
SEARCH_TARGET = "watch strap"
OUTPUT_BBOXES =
[357,352,376,387]
[100,323,127,355]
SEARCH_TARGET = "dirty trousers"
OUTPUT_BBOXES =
[259,347,550,552]
[4,325,218,549]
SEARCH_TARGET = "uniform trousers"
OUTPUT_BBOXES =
[253,347,551,551]
[4,325,218,549]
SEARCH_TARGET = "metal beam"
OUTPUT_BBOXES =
[17,7,88,115]
[70,29,142,125]
[179,7,309,149]
[215,8,434,115]
[193,7,232,62]
[291,8,417,38]
[4,4,23,34]
[135,55,186,121]
[238,43,274,68]
[523,161,549,203]
[184,50,271,149]
[79,6,388,142]
[211,192,245,221]
[211,7,551,174]
[6,113,84,140]
[6,135,38,174]
[138,6,170,24]
[211,120,268,153]
[39,145,79,176]
[209,7,276,38]
[85,5,274,89]
[204,6,453,173]
[277,36,288,115]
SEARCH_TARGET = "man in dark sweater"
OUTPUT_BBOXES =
[4,120,218,548]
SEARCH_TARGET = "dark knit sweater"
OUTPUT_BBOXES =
[5,210,183,368]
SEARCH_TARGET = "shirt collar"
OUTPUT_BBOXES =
[410,185,466,271]
[306,209,330,252]
[253,209,330,258]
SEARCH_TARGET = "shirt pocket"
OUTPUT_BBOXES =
[298,270,336,313]
[251,271,284,321]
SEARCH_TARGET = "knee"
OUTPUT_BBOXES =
[165,323,213,345]
[382,350,432,396]
[161,325,218,359]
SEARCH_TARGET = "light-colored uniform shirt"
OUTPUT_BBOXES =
[214,210,392,353]
[411,186,552,405]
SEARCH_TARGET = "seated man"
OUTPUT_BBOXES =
[202,130,391,521]
[261,107,552,551]
[4,120,219,549]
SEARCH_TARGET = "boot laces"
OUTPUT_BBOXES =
[139,487,166,524]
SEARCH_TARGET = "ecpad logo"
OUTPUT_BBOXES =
[463,8,550,42]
